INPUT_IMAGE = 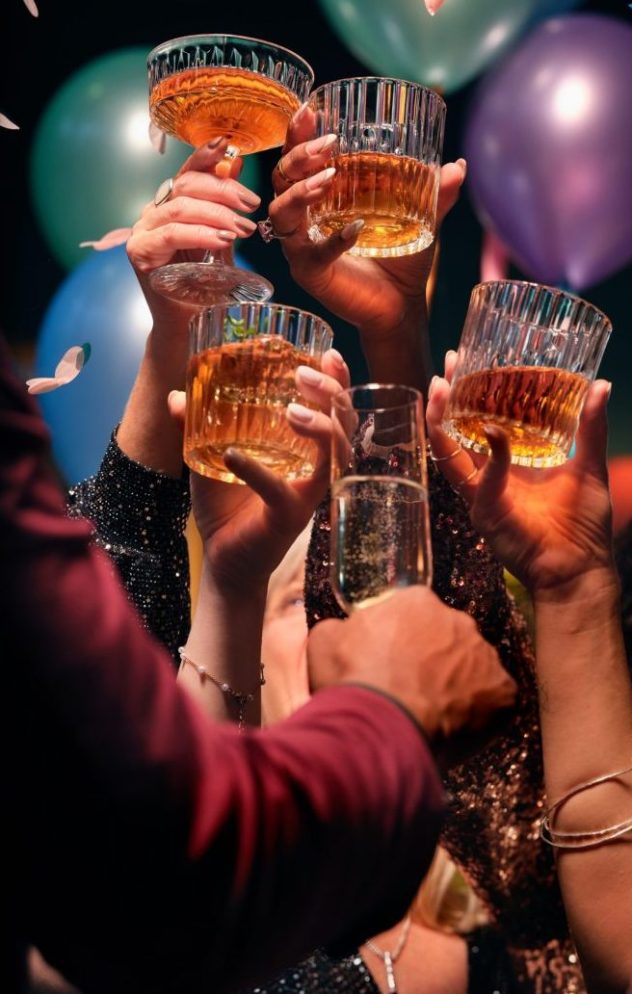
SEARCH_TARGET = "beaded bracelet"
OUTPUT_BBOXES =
[178,648,265,732]
[540,763,632,850]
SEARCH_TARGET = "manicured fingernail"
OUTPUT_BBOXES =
[429,375,439,395]
[305,166,336,191]
[293,101,311,123]
[340,218,365,241]
[207,137,224,150]
[287,402,315,424]
[168,390,178,403]
[217,230,237,241]
[456,158,467,179]
[239,190,261,209]
[306,133,337,156]
[484,426,503,442]
[224,447,245,465]
[296,365,322,385]
[605,381,612,399]
[328,348,346,369]
[237,218,258,234]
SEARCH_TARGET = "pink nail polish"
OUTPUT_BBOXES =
[287,403,315,424]
[305,167,336,191]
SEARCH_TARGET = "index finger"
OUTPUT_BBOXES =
[283,102,317,154]
[177,138,244,181]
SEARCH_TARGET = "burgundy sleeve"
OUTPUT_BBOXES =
[1,340,444,994]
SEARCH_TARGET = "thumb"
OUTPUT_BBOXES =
[167,389,186,424]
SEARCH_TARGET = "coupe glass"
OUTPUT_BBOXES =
[148,34,314,305]
[330,384,432,613]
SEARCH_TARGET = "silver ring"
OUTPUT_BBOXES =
[153,177,174,207]
[257,217,299,243]
[430,444,463,464]
[454,466,478,491]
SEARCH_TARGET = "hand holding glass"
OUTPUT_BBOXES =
[184,303,333,484]
[308,77,445,257]
[330,385,432,614]
[442,281,613,468]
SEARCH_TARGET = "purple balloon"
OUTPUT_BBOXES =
[464,15,632,291]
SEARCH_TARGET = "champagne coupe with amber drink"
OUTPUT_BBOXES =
[184,303,333,484]
[148,35,314,304]
[308,77,445,257]
[443,281,613,468]
[330,385,432,613]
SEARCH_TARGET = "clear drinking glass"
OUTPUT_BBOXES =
[185,302,333,484]
[330,384,432,613]
[148,35,314,305]
[442,281,613,468]
[307,76,445,257]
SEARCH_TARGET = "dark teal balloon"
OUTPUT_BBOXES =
[34,244,255,482]
[319,0,542,94]
[29,47,261,270]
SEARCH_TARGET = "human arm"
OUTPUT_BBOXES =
[2,336,446,994]
[265,106,466,390]
[427,373,632,993]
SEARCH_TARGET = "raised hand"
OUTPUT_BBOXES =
[264,105,466,340]
[426,361,615,594]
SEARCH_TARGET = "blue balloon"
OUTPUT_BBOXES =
[35,245,253,483]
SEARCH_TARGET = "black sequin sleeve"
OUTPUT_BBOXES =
[67,434,191,666]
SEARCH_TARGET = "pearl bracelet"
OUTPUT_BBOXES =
[178,648,265,732]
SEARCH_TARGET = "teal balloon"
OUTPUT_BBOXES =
[29,47,261,270]
[319,0,541,94]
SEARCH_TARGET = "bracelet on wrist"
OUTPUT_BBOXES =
[540,763,632,850]
[178,648,265,732]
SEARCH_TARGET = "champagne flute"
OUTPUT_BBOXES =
[330,384,432,613]
[148,34,314,305]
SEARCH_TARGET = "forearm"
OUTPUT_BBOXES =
[534,570,632,993]
[116,327,188,477]
[356,300,433,392]
[179,561,268,728]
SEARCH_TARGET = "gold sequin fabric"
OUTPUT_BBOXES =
[305,461,585,994]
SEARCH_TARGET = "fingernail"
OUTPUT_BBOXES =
[287,402,315,424]
[328,348,346,369]
[605,380,612,400]
[305,166,336,191]
[296,364,322,385]
[237,218,258,234]
[446,349,458,360]
[484,425,502,442]
[306,133,338,156]
[429,374,439,395]
[224,446,245,465]
[168,390,178,403]
[217,230,237,241]
[340,218,365,241]
[239,191,261,209]
[456,158,467,179]
[207,137,223,150]
[294,101,311,123]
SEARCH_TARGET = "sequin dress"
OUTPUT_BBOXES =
[305,461,585,994]
[70,438,583,993]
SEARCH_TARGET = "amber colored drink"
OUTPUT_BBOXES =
[444,365,590,467]
[150,66,300,151]
[184,337,321,483]
[310,152,439,256]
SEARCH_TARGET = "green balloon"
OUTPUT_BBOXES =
[319,0,538,94]
[30,47,261,270]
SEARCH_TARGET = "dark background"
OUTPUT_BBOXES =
[2,0,630,452]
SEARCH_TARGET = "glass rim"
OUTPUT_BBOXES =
[332,382,424,415]
[309,75,446,112]
[472,279,612,329]
[188,300,333,334]
[147,33,315,82]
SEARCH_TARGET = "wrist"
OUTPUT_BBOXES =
[532,564,620,612]
[200,558,269,606]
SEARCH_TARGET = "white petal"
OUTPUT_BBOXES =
[0,113,20,130]
[79,227,132,250]
[27,345,90,394]
[26,378,61,395]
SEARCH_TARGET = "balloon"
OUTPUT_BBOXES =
[34,244,254,482]
[29,47,260,271]
[319,0,540,94]
[464,15,632,291]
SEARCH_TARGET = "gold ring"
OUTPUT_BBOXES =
[430,444,463,464]
[276,157,293,184]
[454,466,478,491]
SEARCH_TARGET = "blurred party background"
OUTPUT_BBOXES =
[1,0,631,514]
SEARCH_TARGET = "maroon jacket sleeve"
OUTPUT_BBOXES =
[1,340,445,994]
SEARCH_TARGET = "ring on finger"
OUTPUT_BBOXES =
[258,216,299,243]
[454,466,478,491]
[276,157,295,184]
[153,177,174,207]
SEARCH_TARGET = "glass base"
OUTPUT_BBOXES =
[149,261,274,306]
[444,420,569,469]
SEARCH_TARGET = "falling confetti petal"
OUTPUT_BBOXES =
[149,121,166,154]
[0,113,20,130]
[23,0,39,14]
[79,227,132,250]
[26,343,91,395]
[480,229,510,283]
[424,0,447,12]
